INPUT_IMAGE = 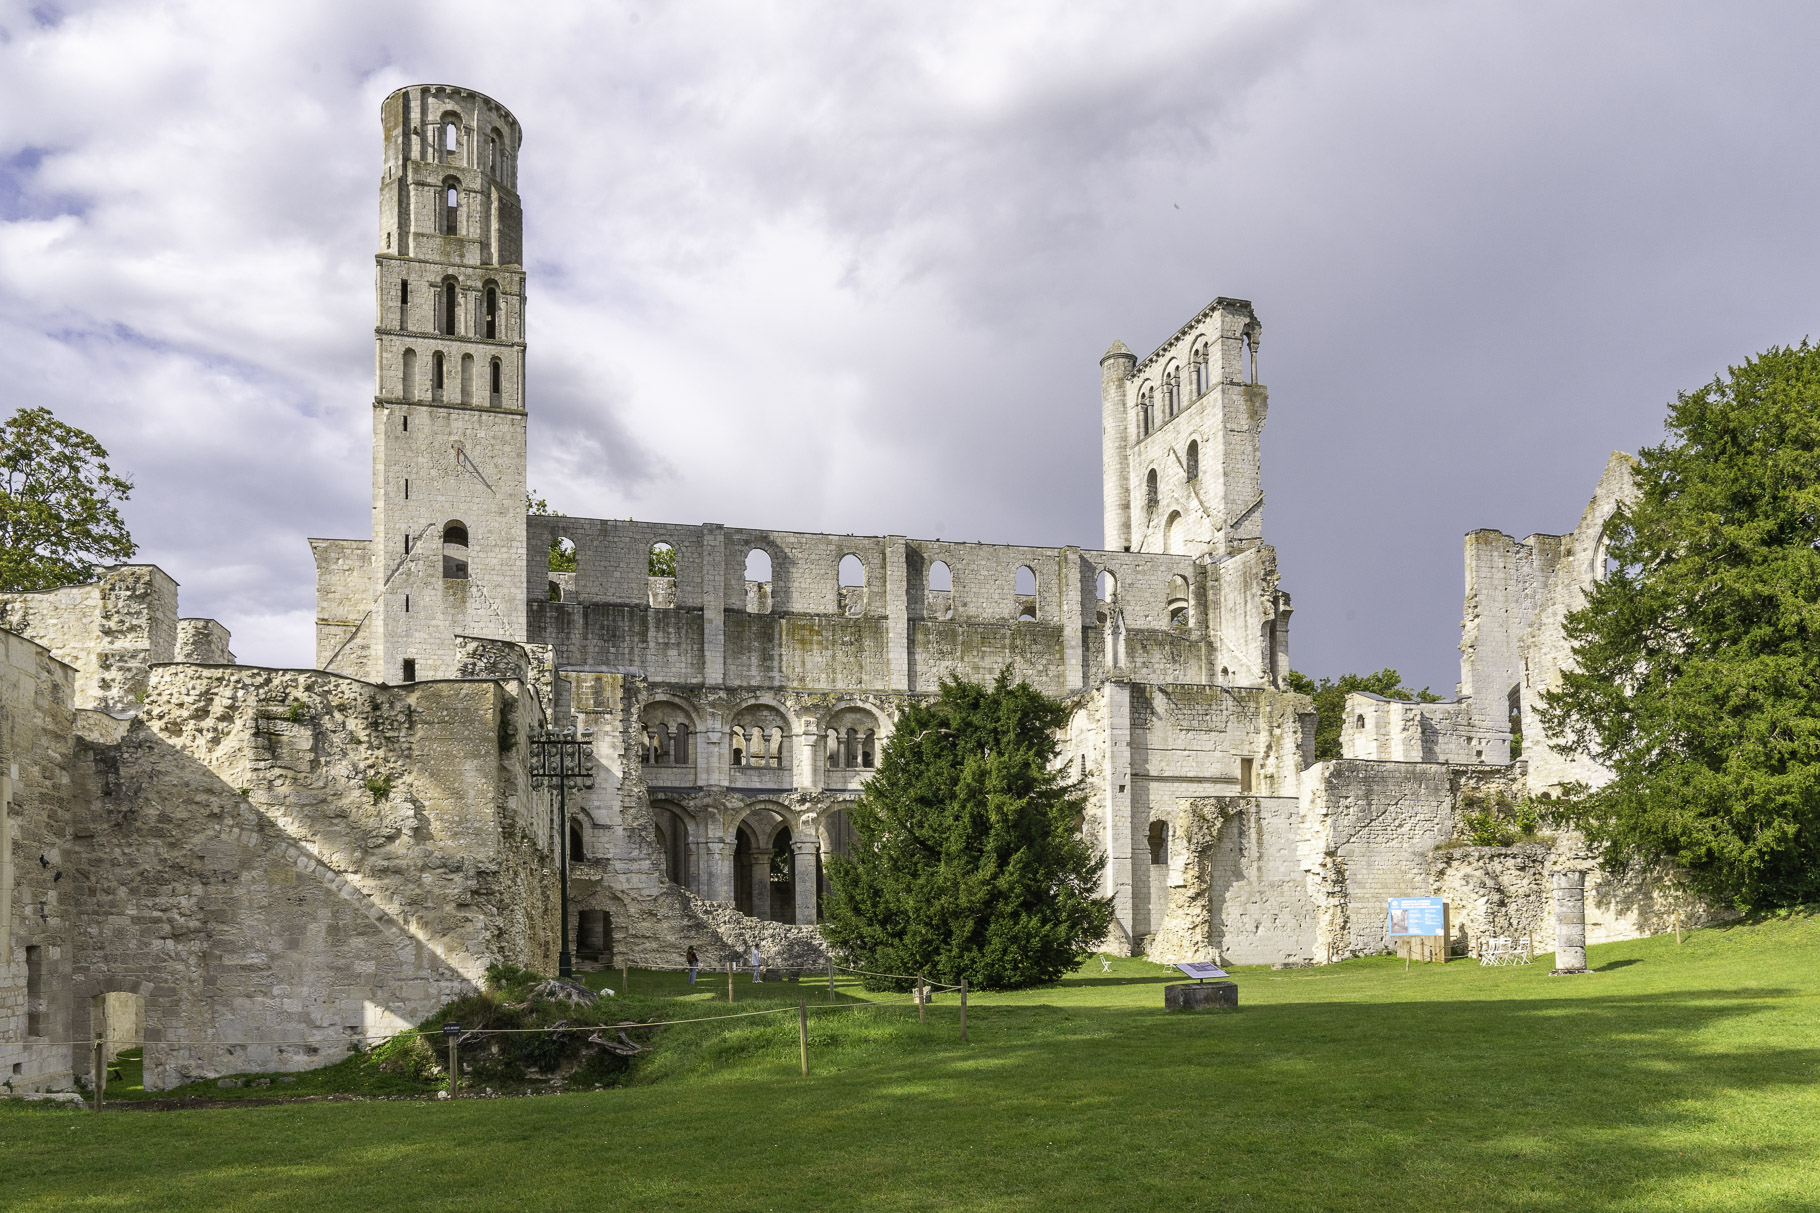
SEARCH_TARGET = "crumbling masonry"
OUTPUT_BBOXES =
[0,84,1700,1091]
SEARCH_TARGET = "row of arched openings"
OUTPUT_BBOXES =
[399,350,503,405]
[433,112,512,183]
[399,278,503,341]
[1135,336,1250,438]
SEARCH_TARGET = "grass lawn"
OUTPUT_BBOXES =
[4,915,1817,1212]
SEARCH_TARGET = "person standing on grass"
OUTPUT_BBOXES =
[686,946,699,985]
[751,943,762,982]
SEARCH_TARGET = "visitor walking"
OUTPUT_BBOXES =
[686,946,698,985]
[751,943,762,982]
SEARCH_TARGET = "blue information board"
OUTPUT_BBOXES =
[1387,897,1446,937]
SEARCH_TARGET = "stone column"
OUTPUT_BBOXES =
[798,717,823,792]
[702,837,732,903]
[791,837,821,926]
[750,849,773,921]
[1551,870,1588,973]
[1103,681,1134,951]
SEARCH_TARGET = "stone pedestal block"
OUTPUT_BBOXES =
[1164,981,1237,1011]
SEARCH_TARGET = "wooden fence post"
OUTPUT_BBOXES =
[918,971,926,1025]
[828,958,835,1001]
[728,961,735,1003]
[448,1036,458,1098]
[92,1039,103,1112]
[798,998,809,1077]
[959,979,968,1043]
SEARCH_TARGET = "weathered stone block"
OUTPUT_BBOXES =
[1164,980,1237,1011]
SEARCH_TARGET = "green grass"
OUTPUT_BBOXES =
[4,916,1818,1211]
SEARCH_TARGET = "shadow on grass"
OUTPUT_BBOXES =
[9,980,1815,1213]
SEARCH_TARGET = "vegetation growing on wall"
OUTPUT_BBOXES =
[820,670,1112,990]
[0,406,136,592]
[527,492,576,572]
[1541,342,1820,910]
[1284,668,1443,761]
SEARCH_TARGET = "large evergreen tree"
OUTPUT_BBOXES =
[0,407,135,592]
[821,671,1112,990]
[1541,343,1820,910]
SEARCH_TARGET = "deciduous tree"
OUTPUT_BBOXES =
[0,407,135,592]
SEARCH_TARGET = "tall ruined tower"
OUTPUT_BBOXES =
[313,85,529,683]
[1101,298,1265,558]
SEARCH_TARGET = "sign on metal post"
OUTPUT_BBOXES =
[443,1022,461,1097]
[1173,962,1229,983]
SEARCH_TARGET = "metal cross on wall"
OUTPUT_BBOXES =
[530,726,594,977]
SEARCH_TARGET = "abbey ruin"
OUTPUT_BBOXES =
[0,85,1698,1091]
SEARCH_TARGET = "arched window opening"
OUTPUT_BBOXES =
[744,547,773,613]
[648,542,678,608]
[1014,564,1038,622]
[732,706,789,770]
[441,278,458,335]
[548,580,561,601]
[1097,569,1117,602]
[398,279,410,329]
[1165,367,1181,417]
[1148,820,1169,866]
[442,522,470,579]
[1193,342,1210,396]
[459,353,474,404]
[1163,510,1183,555]
[640,704,694,769]
[653,804,690,887]
[550,535,576,571]
[1355,713,1365,730]
[824,709,878,770]
[430,352,445,401]
[925,558,953,620]
[838,554,866,617]
[1145,469,1159,509]
[1167,573,1189,629]
[484,286,498,338]
[489,127,503,175]
[569,821,586,861]
[443,180,459,236]
[402,348,417,400]
[489,358,502,402]
[1185,439,1199,481]
[1139,387,1154,436]
[442,118,459,158]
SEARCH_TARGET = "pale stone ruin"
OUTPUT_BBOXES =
[0,84,1702,1091]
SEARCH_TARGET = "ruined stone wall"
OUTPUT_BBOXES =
[1148,795,1317,966]
[1457,529,1565,755]
[58,664,554,1088]
[1341,692,1484,764]
[0,631,79,1092]
[311,538,376,680]
[1517,453,1639,792]
[176,618,235,665]
[0,565,179,713]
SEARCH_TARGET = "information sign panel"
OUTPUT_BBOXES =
[1387,897,1446,937]
[1174,962,1230,981]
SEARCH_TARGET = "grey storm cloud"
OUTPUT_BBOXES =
[1,0,1816,686]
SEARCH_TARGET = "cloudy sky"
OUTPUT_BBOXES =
[2,0,1815,690]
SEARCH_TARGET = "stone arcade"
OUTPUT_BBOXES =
[0,84,1698,1091]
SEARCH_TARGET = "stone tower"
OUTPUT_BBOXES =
[362,84,529,682]
[1101,298,1265,558]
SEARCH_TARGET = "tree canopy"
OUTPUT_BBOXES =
[820,670,1112,990]
[1541,342,1820,911]
[1284,668,1442,761]
[0,407,135,593]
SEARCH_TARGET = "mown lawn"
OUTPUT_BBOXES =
[5,915,1817,1212]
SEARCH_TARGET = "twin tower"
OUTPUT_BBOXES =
[313,84,531,685]
[313,84,1276,687]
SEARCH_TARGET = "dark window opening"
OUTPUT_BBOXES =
[1146,468,1159,508]
[431,352,445,400]
[490,358,501,399]
[398,279,410,328]
[1186,439,1199,481]
[404,478,409,500]
[443,522,470,579]
[404,594,410,613]
[1148,820,1168,866]
[485,287,498,338]
[569,821,585,860]
[443,183,459,236]
[441,280,458,335]
[401,413,408,431]
[25,945,43,1037]
[402,658,416,683]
